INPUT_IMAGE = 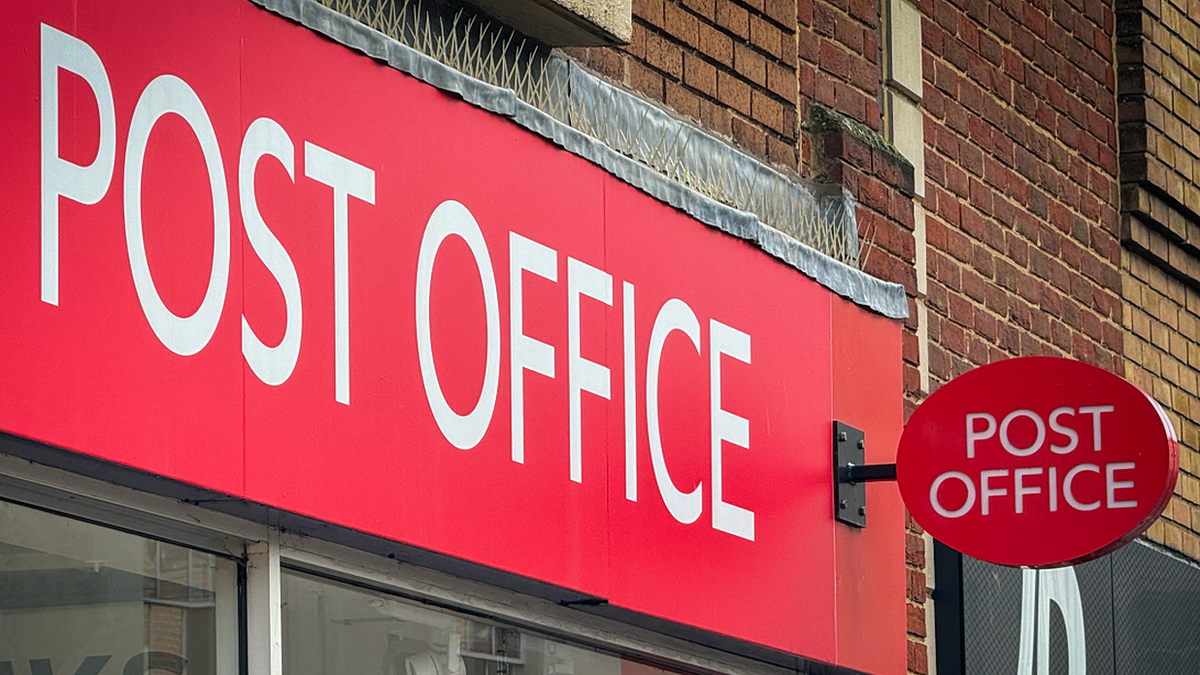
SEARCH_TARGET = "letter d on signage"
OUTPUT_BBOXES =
[41,25,116,306]
[1018,567,1086,675]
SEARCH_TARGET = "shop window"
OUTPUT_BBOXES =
[282,572,671,675]
[0,501,239,675]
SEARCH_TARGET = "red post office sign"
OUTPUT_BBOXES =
[0,0,907,669]
[897,357,1178,568]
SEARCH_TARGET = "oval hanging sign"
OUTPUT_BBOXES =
[896,357,1178,568]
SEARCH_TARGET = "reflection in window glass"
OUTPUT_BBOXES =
[0,501,238,675]
[283,572,673,675]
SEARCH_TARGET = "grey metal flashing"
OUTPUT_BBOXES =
[250,0,908,319]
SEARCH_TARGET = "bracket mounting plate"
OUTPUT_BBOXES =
[833,421,867,528]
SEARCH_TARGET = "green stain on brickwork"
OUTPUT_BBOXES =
[807,102,908,164]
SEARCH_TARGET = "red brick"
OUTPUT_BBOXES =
[780,27,798,66]
[633,0,664,26]
[813,2,836,36]
[766,61,797,102]
[715,0,750,38]
[586,48,625,81]
[643,32,683,78]
[663,2,699,46]
[849,0,876,27]
[751,90,785,132]
[697,22,734,66]
[681,0,715,20]
[834,15,864,53]
[907,569,927,603]
[700,100,733,136]
[665,81,701,120]
[628,60,665,101]
[684,52,718,95]
[797,28,819,61]
[797,0,812,24]
[764,0,795,26]
[907,603,927,637]
[751,15,783,58]
[833,81,866,121]
[717,71,752,114]
[731,116,767,156]
[767,135,797,167]
[734,43,767,85]
[819,39,849,80]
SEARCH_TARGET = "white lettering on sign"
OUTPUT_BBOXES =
[930,404,1138,519]
[711,319,754,540]
[567,257,612,484]
[509,232,557,465]
[647,298,702,525]
[240,118,302,386]
[125,74,230,357]
[303,142,376,405]
[41,24,116,307]
[623,281,638,502]
[37,25,760,539]
[415,200,501,450]
[1049,407,1078,453]
[965,413,995,459]
[930,471,975,518]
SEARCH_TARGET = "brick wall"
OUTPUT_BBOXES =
[566,0,889,176]
[912,1,1122,673]
[1118,0,1200,560]
[567,0,803,169]
[918,0,1122,383]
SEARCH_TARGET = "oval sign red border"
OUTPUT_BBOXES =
[897,357,1178,568]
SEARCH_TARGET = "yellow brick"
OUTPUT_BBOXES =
[1177,497,1194,527]
[1149,519,1167,543]
[1180,443,1199,471]
[1162,301,1180,329]
[1149,263,1170,292]
[1187,287,1200,314]
[1145,288,1162,317]
[1153,320,1171,350]
[1131,366,1154,396]
[1166,521,1184,550]
[1126,336,1145,363]
[1146,349,1162,375]
[1132,308,1152,339]
[1174,387,1192,416]
[1132,255,1152,282]
[1164,496,1179,520]
[1185,532,1200,560]
[1123,275,1143,306]
[1178,311,1197,340]
[1163,354,1181,384]
[1183,474,1200,503]
[1170,332,1189,361]
[1180,367,1199,396]
[1183,18,1197,47]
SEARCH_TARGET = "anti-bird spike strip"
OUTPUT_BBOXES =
[313,0,862,266]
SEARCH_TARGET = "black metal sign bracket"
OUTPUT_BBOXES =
[833,420,897,528]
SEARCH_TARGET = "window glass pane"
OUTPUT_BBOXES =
[0,501,238,675]
[283,572,677,675]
